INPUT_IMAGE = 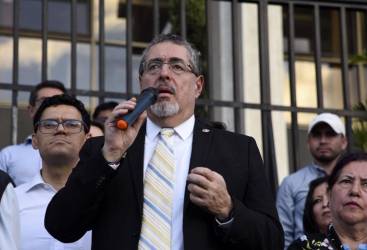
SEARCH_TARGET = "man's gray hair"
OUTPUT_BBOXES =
[139,34,201,76]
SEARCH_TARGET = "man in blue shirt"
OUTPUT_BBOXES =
[0,81,66,186]
[276,113,348,249]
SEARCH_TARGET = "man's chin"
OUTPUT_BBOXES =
[315,154,338,165]
[149,101,179,118]
[43,152,75,166]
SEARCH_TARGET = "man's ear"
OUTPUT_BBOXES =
[194,75,204,98]
[28,105,36,119]
[341,135,348,150]
[85,132,92,140]
[31,133,39,150]
[306,135,311,151]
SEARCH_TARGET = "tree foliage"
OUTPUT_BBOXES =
[168,0,208,118]
[168,0,207,76]
[350,51,367,151]
[353,100,367,151]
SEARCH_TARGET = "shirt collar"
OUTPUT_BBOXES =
[327,224,343,250]
[146,115,195,141]
[23,170,56,193]
[311,162,328,174]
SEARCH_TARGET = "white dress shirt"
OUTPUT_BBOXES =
[0,183,20,250]
[144,116,195,250]
[15,172,92,250]
[0,136,42,186]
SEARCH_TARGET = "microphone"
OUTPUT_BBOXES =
[116,87,159,130]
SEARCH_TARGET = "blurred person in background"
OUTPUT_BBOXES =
[303,176,331,236]
[277,113,348,249]
[89,120,104,137]
[15,94,91,250]
[0,80,66,186]
[288,152,367,250]
[92,101,118,126]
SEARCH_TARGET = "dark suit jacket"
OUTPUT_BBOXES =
[0,170,13,200]
[45,119,284,250]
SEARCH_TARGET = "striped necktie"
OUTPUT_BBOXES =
[138,128,175,250]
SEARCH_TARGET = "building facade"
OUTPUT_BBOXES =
[0,0,366,193]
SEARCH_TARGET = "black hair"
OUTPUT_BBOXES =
[92,101,118,120]
[139,34,201,76]
[328,152,367,190]
[303,176,329,235]
[208,121,227,130]
[33,94,91,133]
[90,120,104,133]
[29,80,67,106]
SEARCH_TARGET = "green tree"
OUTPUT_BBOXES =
[168,0,208,118]
[352,100,367,151]
[350,51,367,151]
[168,0,207,75]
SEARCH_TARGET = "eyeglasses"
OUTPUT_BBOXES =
[142,58,198,76]
[36,119,85,134]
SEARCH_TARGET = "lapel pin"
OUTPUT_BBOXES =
[202,129,210,133]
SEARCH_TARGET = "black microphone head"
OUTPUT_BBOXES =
[115,87,159,130]
[140,87,159,104]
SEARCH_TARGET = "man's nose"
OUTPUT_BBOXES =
[56,123,66,132]
[319,134,329,143]
[159,63,171,76]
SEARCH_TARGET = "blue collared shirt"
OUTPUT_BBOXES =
[276,164,326,250]
[0,136,42,186]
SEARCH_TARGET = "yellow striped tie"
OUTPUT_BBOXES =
[138,128,175,250]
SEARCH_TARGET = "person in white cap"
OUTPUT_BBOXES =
[276,112,348,249]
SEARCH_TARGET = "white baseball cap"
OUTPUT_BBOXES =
[308,113,345,136]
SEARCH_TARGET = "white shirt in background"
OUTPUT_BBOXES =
[0,183,20,250]
[15,172,92,250]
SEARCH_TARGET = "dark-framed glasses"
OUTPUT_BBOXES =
[36,119,85,134]
[142,58,198,76]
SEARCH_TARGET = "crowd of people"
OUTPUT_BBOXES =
[0,34,365,250]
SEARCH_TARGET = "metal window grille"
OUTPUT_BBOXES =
[1,0,367,195]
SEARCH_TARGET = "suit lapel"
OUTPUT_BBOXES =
[183,119,213,211]
[126,123,146,212]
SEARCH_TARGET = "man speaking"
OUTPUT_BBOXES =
[45,34,283,250]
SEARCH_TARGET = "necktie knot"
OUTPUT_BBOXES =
[160,128,174,138]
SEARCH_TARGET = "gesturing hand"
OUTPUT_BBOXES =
[187,167,233,220]
[102,97,146,163]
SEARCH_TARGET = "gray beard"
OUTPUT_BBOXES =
[149,101,179,117]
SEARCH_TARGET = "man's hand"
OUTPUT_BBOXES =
[187,167,233,220]
[102,97,146,163]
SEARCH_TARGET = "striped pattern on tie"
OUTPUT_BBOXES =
[139,128,175,250]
